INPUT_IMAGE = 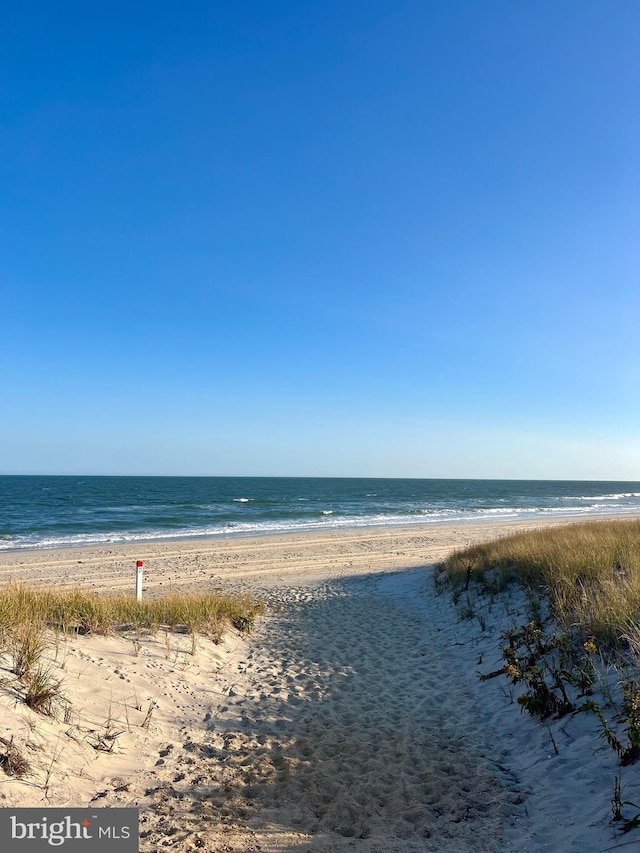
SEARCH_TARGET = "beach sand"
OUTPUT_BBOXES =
[0,519,636,851]
[0,516,592,595]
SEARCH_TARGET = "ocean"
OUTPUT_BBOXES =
[2,476,640,552]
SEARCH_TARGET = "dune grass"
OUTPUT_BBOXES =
[0,583,263,639]
[440,518,640,831]
[440,519,640,650]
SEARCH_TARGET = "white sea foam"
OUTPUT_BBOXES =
[3,502,640,552]
[233,498,251,502]
[575,493,640,501]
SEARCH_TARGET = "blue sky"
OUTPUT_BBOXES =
[2,1,639,478]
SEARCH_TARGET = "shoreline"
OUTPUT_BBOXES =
[0,513,637,596]
[4,507,640,553]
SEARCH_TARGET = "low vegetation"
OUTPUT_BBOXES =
[0,584,262,640]
[440,518,640,650]
[0,735,31,778]
[437,519,640,833]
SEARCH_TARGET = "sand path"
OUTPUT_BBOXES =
[99,570,513,852]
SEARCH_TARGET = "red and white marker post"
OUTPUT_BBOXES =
[135,560,144,601]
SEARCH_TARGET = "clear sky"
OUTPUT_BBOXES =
[2,1,639,479]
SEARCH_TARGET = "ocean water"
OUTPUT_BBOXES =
[1,476,640,552]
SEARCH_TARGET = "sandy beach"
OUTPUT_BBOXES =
[1,519,637,851]
[0,515,599,595]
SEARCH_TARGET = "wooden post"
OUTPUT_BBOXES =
[135,561,144,601]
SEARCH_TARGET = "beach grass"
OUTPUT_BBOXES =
[440,519,640,833]
[440,518,640,650]
[0,583,263,640]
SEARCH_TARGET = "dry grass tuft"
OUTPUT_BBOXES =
[8,624,47,679]
[23,666,66,717]
[0,735,31,777]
